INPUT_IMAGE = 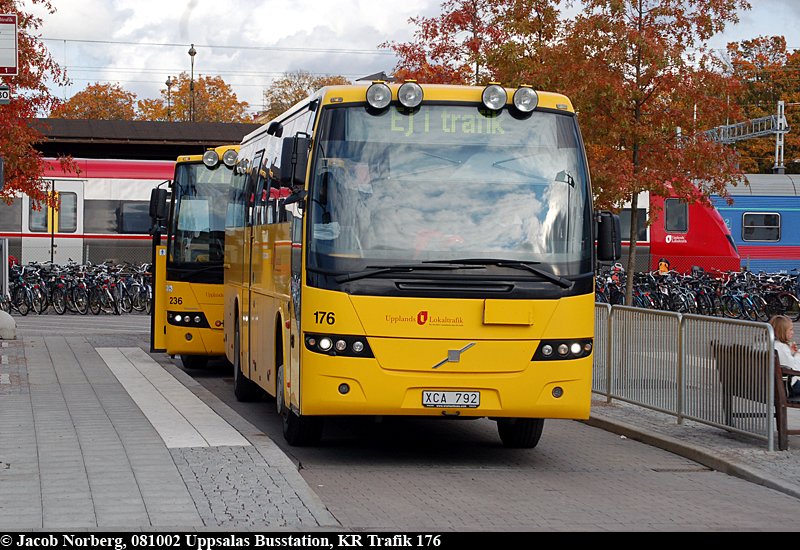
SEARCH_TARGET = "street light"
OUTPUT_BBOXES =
[188,44,196,122]
[165,76,173,121]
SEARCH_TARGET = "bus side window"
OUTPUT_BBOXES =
[665,198,688,233]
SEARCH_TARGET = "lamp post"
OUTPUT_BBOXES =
[188,44,196,122]
[165,76,173,121]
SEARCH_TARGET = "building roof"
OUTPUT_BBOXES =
[31,118,262,160]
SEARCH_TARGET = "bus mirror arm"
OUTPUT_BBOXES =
[283,190,308,211]
[596,210,622,262]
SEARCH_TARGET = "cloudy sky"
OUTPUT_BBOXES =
[22,0,800,118]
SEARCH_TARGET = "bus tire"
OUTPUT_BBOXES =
[233,318,261,402]
[277,362,323,446]
[180,354,209,370]
[497,418,544,449]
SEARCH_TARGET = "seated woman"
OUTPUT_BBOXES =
[769,315,800,396]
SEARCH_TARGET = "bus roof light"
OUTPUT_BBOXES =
[366,82,392,109]
[222,149,238,167]
[482,83,507,111]
[203,150,220,167]
[512,86,538,113]
[398,81,423,108]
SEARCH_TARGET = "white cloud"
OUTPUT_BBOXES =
[21,0,800,116]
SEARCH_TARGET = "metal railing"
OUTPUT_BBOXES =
[593,304,776,449]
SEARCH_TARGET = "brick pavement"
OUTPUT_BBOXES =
[0,335,337,530]
[2,324,800,531]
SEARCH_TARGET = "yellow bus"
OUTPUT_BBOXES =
[225,82,619,447]
[155,145,239,369]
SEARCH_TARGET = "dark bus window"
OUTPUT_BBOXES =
[619,208,647,242]
[665,198,688,233]
[742,212,780,242]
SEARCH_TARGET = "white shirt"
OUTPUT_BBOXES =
[774,340,800,377]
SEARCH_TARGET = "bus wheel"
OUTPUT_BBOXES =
[277,362,323,446]
[497,418,544,449]
[233,318,261,402]
[180,354,209,370]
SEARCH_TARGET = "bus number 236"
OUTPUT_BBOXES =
[314,311,336,325]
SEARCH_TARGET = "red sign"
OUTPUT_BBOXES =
[0,15,17,76]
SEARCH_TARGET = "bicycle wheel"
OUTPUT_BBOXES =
[89,288,102,315]
[13,286,30,316]
[752,295,770,322]
[696,293,713,316]
[119,288,133,314]
[31,286,47,315]
[741,298,758,321]
[52,287,67,315]
[780,293,800,322]
[130,284,146,311]
[73,287,89,315]
[104,288,119,315]
[722,295,742,319]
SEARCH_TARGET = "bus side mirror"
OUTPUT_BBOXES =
[280,136,310,189]
[597,211,622,262]
[149,188,168,221]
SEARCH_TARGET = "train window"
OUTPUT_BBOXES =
[742,212,780,242]
[29,201,48,232]
[665,199,688,233]
[619,208,647,242]
[58,192,77,233]
[120,202,151,234]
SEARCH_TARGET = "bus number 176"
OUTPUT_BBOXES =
[314,311,336,325]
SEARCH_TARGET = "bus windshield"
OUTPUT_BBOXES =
[168,162,232,264]
[307,104,593,276]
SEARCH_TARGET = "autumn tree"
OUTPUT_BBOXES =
[50,82,137,120]
[137,72,250,123]
[261,70,350,122]
[485,0,564,89]
[559,0,749,304]
[557,1,750,303]
[0,0,77,206]
[724,36,800,174]
[381,0,511,85]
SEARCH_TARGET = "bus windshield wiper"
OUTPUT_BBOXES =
[426,258,574,289]
[334,263,484,284]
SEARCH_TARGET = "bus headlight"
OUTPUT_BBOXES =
[481,83,507,111]
[366,82,392,109]
[318,337,333,352]
[398,81,423,108]
[222,149,238,167]
[203,150,220,167]
[512,86,538,112]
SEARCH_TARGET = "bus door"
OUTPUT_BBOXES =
[22,180,84,264]
[242,152,264,379]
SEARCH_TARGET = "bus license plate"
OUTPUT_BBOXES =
[422,391,480,408]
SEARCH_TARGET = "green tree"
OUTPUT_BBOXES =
[261,70,350,122]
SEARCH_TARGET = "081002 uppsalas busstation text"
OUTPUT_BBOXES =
[4,534,445,550]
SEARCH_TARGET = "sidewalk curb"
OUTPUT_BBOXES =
[583,414,800,501]
[151,352,341,528]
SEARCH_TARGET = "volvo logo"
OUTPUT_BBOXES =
[432,343,476,369]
